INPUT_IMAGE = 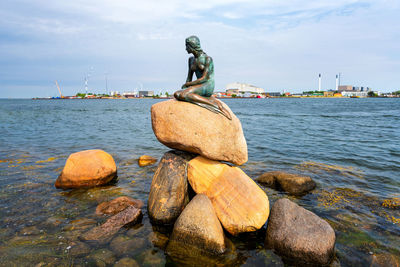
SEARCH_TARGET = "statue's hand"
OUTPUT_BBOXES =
[181,83,189,89]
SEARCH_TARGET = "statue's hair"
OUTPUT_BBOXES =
[185,35,202,52]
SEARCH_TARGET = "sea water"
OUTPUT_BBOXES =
[0,98,399,266]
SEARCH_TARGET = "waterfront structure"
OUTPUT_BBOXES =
[226,82,265,96]
[318,74,322,91]
[335,75,339,91]
[123,91,138,98]
[139,91,154,97]
[265,92,282,97]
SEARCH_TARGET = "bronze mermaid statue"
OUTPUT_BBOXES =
[174,36,231,120]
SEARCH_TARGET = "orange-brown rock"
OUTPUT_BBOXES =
[167,194,225,255]
[188,156,269,235]
[96,196,144,216]
[138,155,157,167]
[257,171,316,195]
[151,99,247,165]
[55,149,117,189]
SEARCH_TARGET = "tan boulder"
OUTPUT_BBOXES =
[138,155,157,167]
[188,156,270,235]
[167,194,225,255]
[151,99,247,165]
[55,149,117,189]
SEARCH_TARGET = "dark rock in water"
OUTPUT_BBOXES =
[257,171,316,195]
[370,253,400,267]
[80,206,142,244]
[96,196,143,216]
[167,194,225,255]
[148,150,195,225]
[114,257,139,267]
[87,249,116,267]
[266,198,335,266]
[110,235,146,256]
[69,241,91,257]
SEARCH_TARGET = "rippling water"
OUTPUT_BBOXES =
[0,98,399,266]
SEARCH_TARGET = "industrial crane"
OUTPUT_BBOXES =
[55,80,64,98]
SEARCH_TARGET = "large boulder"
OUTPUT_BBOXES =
[167,194,225,255]
[266,198,336,266]
[188,156,269,235]
[55,149,117,189]
[151,99,247,165]
[148,150,195,225]
[257,171,316,195]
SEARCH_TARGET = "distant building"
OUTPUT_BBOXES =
[123,91,138,98]
[265,92,281,97]
[139,91,154,97]
[338,85,372,92]
[226,82,265,95]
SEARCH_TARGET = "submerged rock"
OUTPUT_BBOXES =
[110,235,146,256]
[167,194,226,255]
[148,150,195,225]
[87,249,116,267]
[257,171,316,195]
[266,198,336,266]
[55,149,117,189]
[138,155,158,167]
[188,156,270,235]
[114,257,139,267]
[96,196,143,216]
[151,99,248,165]
[69,241,91,257]
[80,206,142,243]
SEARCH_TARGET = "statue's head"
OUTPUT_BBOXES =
[185,35,202,54]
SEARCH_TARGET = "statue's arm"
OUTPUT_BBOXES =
[185,57,194,83]
[185,57,211,86]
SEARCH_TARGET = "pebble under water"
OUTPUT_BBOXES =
[0,98,399,266]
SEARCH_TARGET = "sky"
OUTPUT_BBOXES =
[0,0,399,98]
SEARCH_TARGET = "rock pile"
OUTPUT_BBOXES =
[149,99,270,256]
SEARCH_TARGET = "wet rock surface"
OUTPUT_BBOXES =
[148,150,195,225]
[167,194,226,254]
[151,99,248,165]
[188,156,270,235]
[96,196,144,216]
[110,235,146,256]
[55,149,117,189]
[257,171,316,195]
[138,155,158,167]
[80,206,142,243]
[266,198,336,266]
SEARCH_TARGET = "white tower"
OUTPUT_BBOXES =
[335,75,339,91]
[318,74,322,91]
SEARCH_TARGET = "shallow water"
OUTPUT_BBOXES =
[0,98,399,266]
